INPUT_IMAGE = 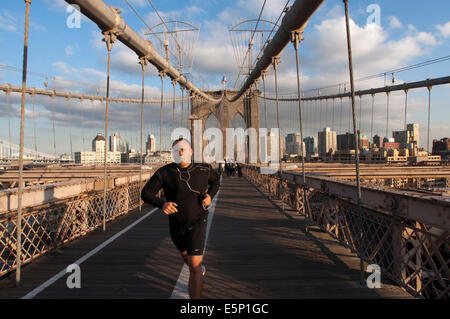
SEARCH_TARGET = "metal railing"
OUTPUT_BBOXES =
[0,177,148,278]
[243,165,450,299]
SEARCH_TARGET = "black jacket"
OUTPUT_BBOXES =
[141,162,220,226]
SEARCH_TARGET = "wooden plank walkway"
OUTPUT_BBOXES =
[0,175,412,299]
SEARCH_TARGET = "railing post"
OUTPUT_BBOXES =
[391,220,406,285]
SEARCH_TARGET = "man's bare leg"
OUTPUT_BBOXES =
[187,255,203,299]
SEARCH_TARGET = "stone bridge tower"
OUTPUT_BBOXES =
[190,90,260,163]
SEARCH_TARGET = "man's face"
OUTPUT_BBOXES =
[171,140,192,165]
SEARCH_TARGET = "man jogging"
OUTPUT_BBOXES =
[141,138,220,299]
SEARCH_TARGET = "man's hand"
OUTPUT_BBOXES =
[162,202,178,215]
[202,194,211,208]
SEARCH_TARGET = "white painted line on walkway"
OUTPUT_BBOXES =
[22,207,159,299]
[170,181,221,299]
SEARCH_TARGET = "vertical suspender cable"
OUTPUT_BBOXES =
[159,71,165,152]
[6,90,12,158]
[172,79,176,133]
[272,57,283,178]
[404,89,409,130]
[139,57,147,213]
[370,93,375,143]
[31,91,38,157]
[262,73,268,131]
[51,93,57,160]
[180,87,184,127]
[292,32,310,231]
[332,98,335,131]
[102,32,115,232]
[81,99,85,152]
[427,85,432,153]
[67,96,73,160]
[16,0,32,287]
[343,0,364,286]
[339,97,343,134]
[187,92,190,130]
[358,95,362,133]
[385,92,390,139]
[262,73,269,166]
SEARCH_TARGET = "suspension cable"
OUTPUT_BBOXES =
[404,89,409,130]
[385,92,390,139]
[180,87,184,127]
[332,98,335,131]
[272,57,282,176]
[31,91,38,157]
[159,71,165,152]
[172,79,176,133]
[292,31,310,231]
[6,90,12,158]
[67,96,73,160]
[51,93,57,160]
[81,99,85,152]
[370,93,375,142]
[102,31,115,232]
[16,0,32,287]
[427,86,432,153]
[343,0,364,286]
[139,57,147,214]
[262,73,268,131]
[358,95,362,133]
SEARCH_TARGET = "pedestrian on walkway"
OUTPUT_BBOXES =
[141,138,220,299]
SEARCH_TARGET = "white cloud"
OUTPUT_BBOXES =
[436,21,450,38]
[0,10,18,33]
[388,16,402,29]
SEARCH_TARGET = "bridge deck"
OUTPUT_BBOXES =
[0,176,411,299]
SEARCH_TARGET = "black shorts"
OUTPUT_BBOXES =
[169,214,208,256]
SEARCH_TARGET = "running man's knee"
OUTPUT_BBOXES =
[188,255,203,273]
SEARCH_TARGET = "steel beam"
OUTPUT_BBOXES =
[230,0,325,101]
[258,76,450,102]
[0,83,189,104]
[64,0,221,103]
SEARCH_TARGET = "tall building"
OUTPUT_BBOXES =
[407,123,420,149]
[373,134,382,148]
[146,134,156,154]
[359,135,369,150]
[92,133,105,152]
[75,133,121,165]
[318,128,337,156]
[393,123,420,149]
[285,133,305,156]
[303,136,315,155]
[432,137,450,160]
[337,132,355,151]
[110,132,128,153]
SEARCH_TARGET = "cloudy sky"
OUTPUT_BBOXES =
[0,0,449,156]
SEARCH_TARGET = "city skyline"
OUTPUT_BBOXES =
[0,1,449,156]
